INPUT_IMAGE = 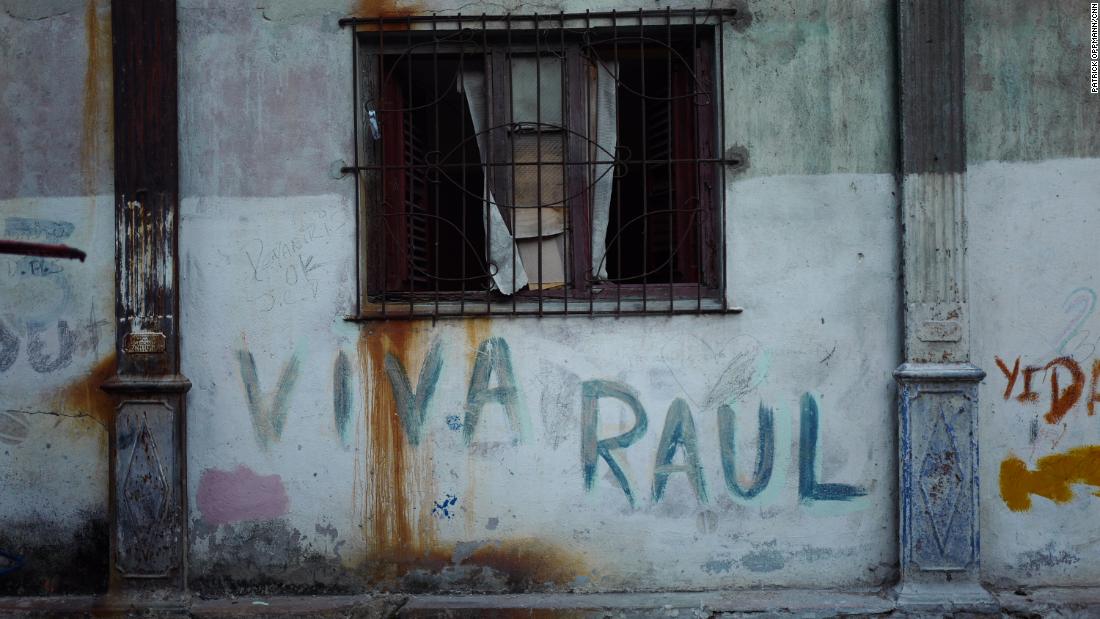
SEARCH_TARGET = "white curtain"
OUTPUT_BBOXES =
[461,70,529,295]
[590,59,618,280]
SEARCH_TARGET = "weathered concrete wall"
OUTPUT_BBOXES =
[0,0,114,594]
[967,0,1100,589]
[179,0,899,594]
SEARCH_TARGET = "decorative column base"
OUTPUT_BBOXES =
[894,363,995,611]
[102,375,191,596]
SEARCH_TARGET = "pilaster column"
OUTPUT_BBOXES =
[895,0,993,609]
[101,0,191,603]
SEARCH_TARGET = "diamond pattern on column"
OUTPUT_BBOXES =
[918,406,964,556]
[121,417,169,537]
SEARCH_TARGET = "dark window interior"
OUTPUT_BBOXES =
[605,40,702,285]
[377,56,487,294]
[366,25,716,308]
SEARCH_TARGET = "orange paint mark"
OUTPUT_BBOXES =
[1042,357,1085,424]
[80,0,112,195]
[1088,359,1100,417]
[358,322,436,561]
[1016,365,1041,403]
[51,354,117,431]
[1000,445,1100,511]
[995,356,1019,400]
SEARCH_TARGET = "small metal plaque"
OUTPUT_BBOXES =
[917,320,962,343]
[124,331,166,354]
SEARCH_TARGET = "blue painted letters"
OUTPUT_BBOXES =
[653,398,708,504]
[798,393,866,502]
[581,380,649,506]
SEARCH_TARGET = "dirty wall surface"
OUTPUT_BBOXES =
[178,0,899,593]
[5,0,1100,601]
[0,0,114,594]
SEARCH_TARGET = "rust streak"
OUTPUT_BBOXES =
[358,322,436,566]
[80,0,112,196]
[51,354,118,430]
[349,0,423,30]
[464,538,588,592]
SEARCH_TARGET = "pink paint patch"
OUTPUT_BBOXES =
[196,464,289,526]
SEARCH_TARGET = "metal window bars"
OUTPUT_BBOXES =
[341,9,740,319]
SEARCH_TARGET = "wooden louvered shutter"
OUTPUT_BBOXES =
[378,68,433,293]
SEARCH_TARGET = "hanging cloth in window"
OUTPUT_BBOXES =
[461,70,529,295]
[508,56,567,290]
[590,58,618,280]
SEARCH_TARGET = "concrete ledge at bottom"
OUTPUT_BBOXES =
[7,588,1100,617]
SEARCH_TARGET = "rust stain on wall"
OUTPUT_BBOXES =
[352,0,422,17]
[1001,445,1100,511]
[80,0,112,196]
[349,0,424,30]
[51,354,117,433]
[358,322,437,566]
[464,538,587,591]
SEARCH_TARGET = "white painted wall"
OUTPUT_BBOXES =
[971,157,1100,587]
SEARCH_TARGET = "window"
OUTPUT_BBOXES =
[345,11,732,317]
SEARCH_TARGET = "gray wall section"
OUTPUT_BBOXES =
[966,0,1100,163]
[0,0,113,199]
[725,0,896,177]
[178,0,353,198]
[0,0,114,595]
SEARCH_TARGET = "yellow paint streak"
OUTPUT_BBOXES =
[81,0,112,196]
[358,322,437,568]
[1000,446,1100,511]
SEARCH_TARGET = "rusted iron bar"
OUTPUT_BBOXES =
[338,8,741,27]
[0,240,86,261]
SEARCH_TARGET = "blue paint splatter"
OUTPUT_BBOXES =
[446,415,463,431]
[432,494,458,519]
